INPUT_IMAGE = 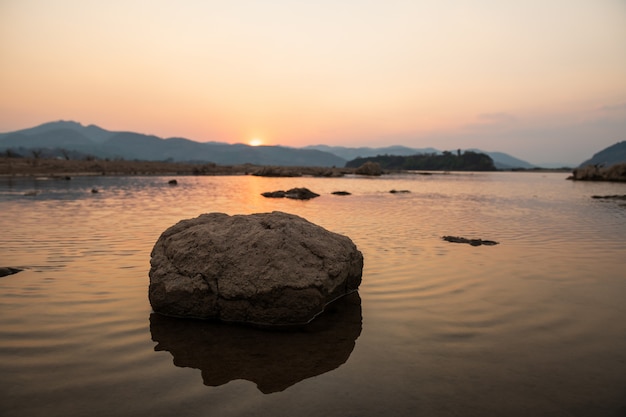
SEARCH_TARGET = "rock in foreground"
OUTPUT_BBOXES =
[149,211,363,326]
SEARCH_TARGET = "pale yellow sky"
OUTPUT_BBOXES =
[1,0,625,164]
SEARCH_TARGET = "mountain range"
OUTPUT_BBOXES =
[0,120,554,169]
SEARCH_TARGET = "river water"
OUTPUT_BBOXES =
[0,172,625,417]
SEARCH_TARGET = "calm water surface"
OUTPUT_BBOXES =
[1,172,625,417]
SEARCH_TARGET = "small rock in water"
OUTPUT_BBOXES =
[591,194,626,200]
[168,179,178,185]
[0,267,22,277]
[261,187,320,200]
[442,236,499,246]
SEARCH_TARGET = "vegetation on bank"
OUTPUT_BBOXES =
[0,156,354,177]
[345,150,496,171]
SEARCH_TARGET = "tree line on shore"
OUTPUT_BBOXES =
[345,150,497,171]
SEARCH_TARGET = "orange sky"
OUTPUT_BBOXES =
[1,0,625,165]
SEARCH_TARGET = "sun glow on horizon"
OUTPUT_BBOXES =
[248,138,263,146]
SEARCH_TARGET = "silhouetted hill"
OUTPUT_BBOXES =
[0,121,345,167]
[467,149,534,169]
[0,120,114,144]
[579,141,626,168]
[304,145,440,160]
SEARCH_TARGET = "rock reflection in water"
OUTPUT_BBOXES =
[150,292,362,394]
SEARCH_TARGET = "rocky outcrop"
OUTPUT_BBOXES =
[355,161,382,176]
[568,163,626,182]
[261,187,320,200]
[442,236,499,246]
[149,211,363,326]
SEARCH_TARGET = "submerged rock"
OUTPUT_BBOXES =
[0,267,22,277]
[149,211,363,326]
[442,236,499,246]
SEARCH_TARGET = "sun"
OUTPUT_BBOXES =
[248,138,263,146]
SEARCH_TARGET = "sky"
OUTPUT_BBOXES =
[1,0,625,165]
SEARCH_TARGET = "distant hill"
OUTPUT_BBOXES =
[0,121,345,167]
[467,149,535,170]
[0,120,114,144]
[304,145,440,160]
[578,141,626,168]
[1,120,536,169]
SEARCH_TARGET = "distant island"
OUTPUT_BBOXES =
[345,150,496,171]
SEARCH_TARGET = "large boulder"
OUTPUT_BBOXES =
[149,211,363,326]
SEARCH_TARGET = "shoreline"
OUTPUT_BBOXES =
[1,156,601,179]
